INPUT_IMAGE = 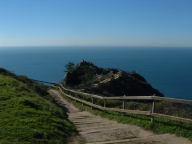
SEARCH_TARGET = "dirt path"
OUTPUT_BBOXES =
[49,89,192,144]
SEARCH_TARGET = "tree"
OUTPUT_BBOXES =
[65,62,75,73]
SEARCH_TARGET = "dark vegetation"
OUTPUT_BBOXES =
[0,68,76,144]
[63,60,163,96]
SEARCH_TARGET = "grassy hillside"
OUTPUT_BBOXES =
[0,69,76,144]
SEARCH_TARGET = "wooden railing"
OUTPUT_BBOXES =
[32,79,58,86]
[59,84,192,123]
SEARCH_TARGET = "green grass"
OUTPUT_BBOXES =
[61,92,192,141]
[0,74,76,144]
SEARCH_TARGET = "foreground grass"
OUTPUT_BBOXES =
[61,92,192,141]
[0,73,76,144]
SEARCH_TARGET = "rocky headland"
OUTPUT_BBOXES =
[63,60,163,97]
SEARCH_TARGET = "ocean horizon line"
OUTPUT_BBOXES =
[0,45,192,50]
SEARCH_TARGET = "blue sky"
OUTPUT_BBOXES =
[0,0,192,47]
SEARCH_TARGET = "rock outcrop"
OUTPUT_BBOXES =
[64,60,163,96]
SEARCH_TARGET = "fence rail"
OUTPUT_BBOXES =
[59,84,192,123]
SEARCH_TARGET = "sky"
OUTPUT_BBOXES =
[0,0,192,47]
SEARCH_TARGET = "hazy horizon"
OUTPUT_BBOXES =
[1,46,192,50]
[0,0,192,47]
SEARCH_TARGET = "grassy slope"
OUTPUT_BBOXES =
[0,74,75,144]
[61,93,192,141]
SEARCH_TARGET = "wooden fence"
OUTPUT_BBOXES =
[59,84,192,123]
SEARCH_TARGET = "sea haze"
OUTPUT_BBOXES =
[0,47,191,100]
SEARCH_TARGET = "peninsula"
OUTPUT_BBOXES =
[63,60,163,97]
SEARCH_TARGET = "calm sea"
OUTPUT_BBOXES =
[0,47,191,100]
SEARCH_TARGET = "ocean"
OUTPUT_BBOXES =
[0,47,191,100]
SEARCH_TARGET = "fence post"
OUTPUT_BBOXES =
[122,100,125,109]
[151,96,155,123]
[122,94,126,109]
[103,99,106,108]
[91,97,94,109]
[81,94,84,106]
